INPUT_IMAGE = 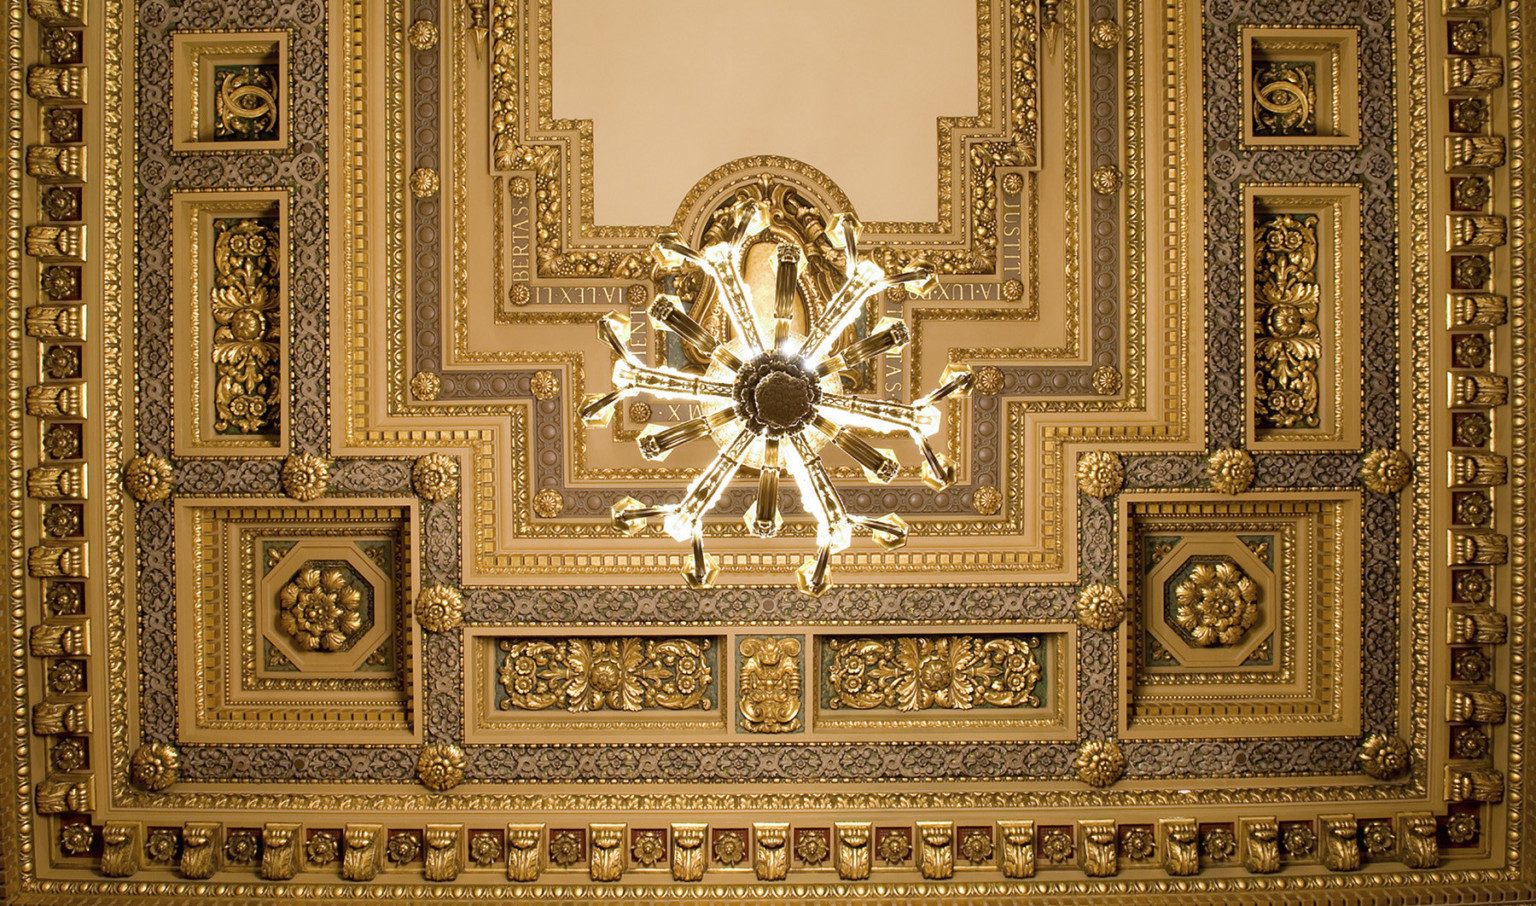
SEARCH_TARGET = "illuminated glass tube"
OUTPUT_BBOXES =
[811,414,899,484]
[638,408,739,461]
[661,428,756,542]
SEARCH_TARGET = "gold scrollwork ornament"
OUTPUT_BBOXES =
[738,637,802,733]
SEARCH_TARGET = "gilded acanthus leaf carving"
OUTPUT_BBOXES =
[1253,214,1321,429]
[497,637,714,712]
[825,635,1042,711]
[210,218,280,435]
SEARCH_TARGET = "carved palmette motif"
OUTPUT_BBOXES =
[34,774,91,813]
[28,464,86,500]
[179,823,221,879]
[1079,820,1117,877]
[26,303,85,338]
[1239,817,1281,873]
[1449,606,1509,644]
[998,820,1036,878]
[1449,529,1509,565]
[1158,818,1199,876]
[672,823,707,882]
[1447,686,1507,723]
[210,218,281,435]
[32,699,89,735]
[1448,292,1509,326]
[497,637,712,712]
[1445,765,1505,803]
[423,825,462,882]
[99,822,141,878]
[28,542,85,578]
[1398,812,1439,869]
[1253,214,1321,429]
[260,823,302,880]
[825,635,1042,711]
[834,822,871,881]
[1449,451,1509,486]
[505,824,545,882]
[917,822,954,880]
[738,637,802,733]
[29,618,88,656]
[25,225,85,261]
[26,65,85,100]
[1319,815,1360,872]
[342,824,383,881]
[26,145,84,181]
[751,823,788,881]
[588,824,625,882]
[26,382,85,417]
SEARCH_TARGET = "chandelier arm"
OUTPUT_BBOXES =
[649,295,743,372]
[787,432,854,551]
[614,361,737,404]
[814,318,909,377]
[773,244,801,349]
[661,428,757,542]
[811,414,899,484]
[795,259,886,364]
[748,436,783,538]
[702,244,768,355]
[818,393,939,436]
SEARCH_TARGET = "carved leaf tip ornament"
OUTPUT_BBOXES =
[1207,446,1255,495]
[1361,447,1414,494]
[123,453,174,502]
[1357,732,1411,780]
[412,452,460,501]
[415,741,466,792]
[1076,583,1126,631]
[129,742,180,792]
[280,452,330,501]
[1077,450,1125,497]
[1075,739,1127,787]
[415,584,465,633]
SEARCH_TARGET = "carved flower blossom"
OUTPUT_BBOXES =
[1077,583,1126,631]
[387,832,420,864]
[306,831,339,865]
[415,584,465,633]
[1040,829,1074,863]
[1207,447,1255,495]
[796,831,829,865]
[415,742,466,791]
[1282,823,1316,856]
[960,829,995,864]
[224,831,260,865]
[712,831,746,866]
[1203,827,1236,861]
[278,567,363,651]
[1445,813,1478,844]
[1362,823,1395,857]
[631,831,665,867]
[129,742,180,792]
[280,452,330,501]
[894,636,976,710]
[1121,826,1156,862]
[1357,732,1411,780]
[566,638,644,711]
[549,830,582,866]
[877,829,911,863]
[412,452,460,501]
[1361,447,1413,494]
[60,822,93,855]
[1075,739,1126,787]
[146,828,179,863]
[123,454,174,502]
[1173,560,1260,646]
[470,832,502,866]
[1077,450,1124,497]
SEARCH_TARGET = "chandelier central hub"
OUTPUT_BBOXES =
[735,353,821,436]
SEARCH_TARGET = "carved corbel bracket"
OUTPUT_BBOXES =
[998,820,1035,878]
[505,823,546,882]
[1157,817,1199,876]
[834,821,872,880]
[589,823,625,883]
[672,823,707,882]
[424,824,463,882]
[99,821,141,878]
[342,824,383,881]
[751,822,787,881]
[179,822,222,879]
[1319,814,1360,872]
[917,821,954,880]
[1238,817,1280,874]
[1079,819,1117,877]
[1397,811,1440,869]
[260,823,302,880]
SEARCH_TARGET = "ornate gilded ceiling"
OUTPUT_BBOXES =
[2,0,1532,902]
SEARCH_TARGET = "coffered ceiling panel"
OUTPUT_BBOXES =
[1,0,1531,902]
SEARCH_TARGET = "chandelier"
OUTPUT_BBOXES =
[580,199,973,596]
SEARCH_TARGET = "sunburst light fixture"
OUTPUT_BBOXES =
[579,199,973,596]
